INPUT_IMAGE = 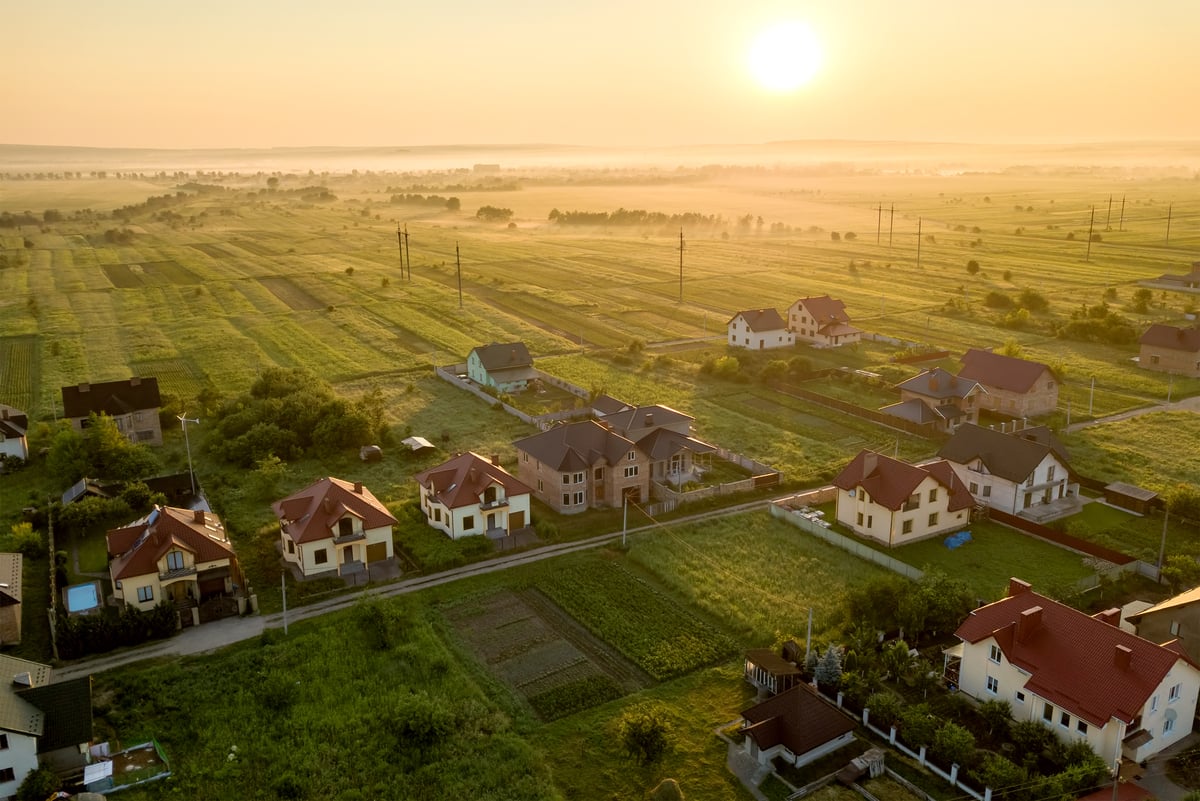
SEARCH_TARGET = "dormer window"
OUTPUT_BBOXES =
[166,551,185,571]
[339,518,354,537]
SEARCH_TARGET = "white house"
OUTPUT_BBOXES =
[787,295,862,348]
[947,578,1200,766]
[832,450,974,547]
[0,406,28,462]
[727,308,794,350]
[274,477,398,579]
[938,423,1078,521]
[413,452,533,540]
[467,342,536,393]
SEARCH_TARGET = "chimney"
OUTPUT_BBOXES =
[1016,606,1043,643]
[1000,422,1006,434]
[193,509,205,524]
[491,454,500,466]
[1114,644,1132,671]
[323,497,334,513]
[1094,608,1121,627]
[1007,578,1032,597]
[862,451,879,477]
[510,348,517,363]
[1,408,7,420]
[644,412,654,427]
[353,481,363,494]
[79,382,91,393]
[130,376,141,386]
[929,375,939,390]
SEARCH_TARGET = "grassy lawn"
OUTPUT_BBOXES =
[1063,411,1200,493]
[1055,501,1194,564]
[69,528,110,575]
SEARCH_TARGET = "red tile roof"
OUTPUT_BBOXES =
[795,295,851,325]
[413,452,532,510]
[1140,324,1200,353]
[729,308,788,332]
[741,684,856,758]
[958,348,1052,393]
[272,477,398,545]
[955,580,1184,727]
[107,506,238,581]
[833,451,973,512]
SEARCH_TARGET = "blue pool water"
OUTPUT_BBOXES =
[66,582,101,613]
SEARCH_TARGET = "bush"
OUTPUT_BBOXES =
[16,767,61,801]
[617,703,672,765]
[1017,288,1049,312]
[967,260,980,275]
[932,722,976,768]
[984,291,1013,309]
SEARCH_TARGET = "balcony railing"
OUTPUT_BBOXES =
[159,565,197,582]
[333,531,366,545]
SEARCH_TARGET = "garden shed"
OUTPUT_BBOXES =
[1103,482,1158,515]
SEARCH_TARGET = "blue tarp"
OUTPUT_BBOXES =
[944,530,972,549]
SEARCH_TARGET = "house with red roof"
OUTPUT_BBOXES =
[273,477,397,579]
[739,683,857,768]
[787,295,862,348]
[727,308,795,350]
[832,450,974,546]
[957,348,1059,417]
[946,578,1200,765]
[414,452,533,540]
[1138,324,1200,377]
[883,368,985,434]
[107,506,245,625]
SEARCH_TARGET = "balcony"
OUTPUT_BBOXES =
[480,497,509,511]
[333,530,366,545]
[158,566,197,583]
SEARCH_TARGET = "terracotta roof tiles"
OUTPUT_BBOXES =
[730,308,788,332]
[414,452,532,510]
[272,477,397,545]
[958,348,1053,393]
[107,506,238,581]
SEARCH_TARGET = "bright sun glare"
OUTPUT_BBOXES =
[748,21,822,92]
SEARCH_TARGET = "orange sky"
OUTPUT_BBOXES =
[6,0,1199,148]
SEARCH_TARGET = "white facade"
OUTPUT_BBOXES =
[727,313,795,350]
[0,731,39,798]
[0,432,27,461]
[281,517,394,577]
[419,481,532,540]
[835,475,970,547]
[957,633,1200,764]
[947,452,1070,515]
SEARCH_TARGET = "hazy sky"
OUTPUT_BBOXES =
[7,0,1199,148]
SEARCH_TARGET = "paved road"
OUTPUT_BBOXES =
[52,497,773,682]
[1064,394,1200,434]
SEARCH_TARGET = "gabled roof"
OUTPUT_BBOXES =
[635,428,717,461]
[107,506,238,581]
[20,676,92,752]
[958,348,1053,393]
[514,420,636,472]
[794,295,851,324]
[591,394,632,417]
[273,477,398,545]
[0,655,50,737]
[599,404,693,435]
[1140,324,1200,353]
[832,451,973,512]
[896,368,984,400]
[879,398,943,425]
[746,648,801,679]
[414,452,532,510]
[741,684,855,758]
[61,377,161,418]
[1126,585,1200,622]
[0,553,22,607]
[471,342,533,371]
[955,579,1186,727]
[729,308,788,332]
[0,405,27,440]
[938,423,1071,482]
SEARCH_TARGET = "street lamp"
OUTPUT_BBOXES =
[178,414,200,498]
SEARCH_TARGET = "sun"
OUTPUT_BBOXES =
[748,21,822,92]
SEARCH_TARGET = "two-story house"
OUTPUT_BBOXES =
[727,309,795,350]
[832,450,974,547]
[0,655,93,797]
[514,420,649,513]
[882,368,985,434]
[787,295,862,348]
[938,423,1077,521]
[274,477,398,579]
[467,342,537,393]
[1126,586,1200,667]
[947,578,1200,766]
[957,348,1059,418]
[592,404,716,486]
[1138,324,1200,378]
[414,452,533,540]
[107,506,245,626]
[61,377,163,446]
[0,406,29,462]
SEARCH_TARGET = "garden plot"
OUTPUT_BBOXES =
[257,276,325,311]
[444,589,647,721]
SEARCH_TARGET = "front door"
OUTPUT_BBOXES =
[343,545,354,565]
[170,582,189,603]
[1023,493,1032,509]
[487,513,498,532]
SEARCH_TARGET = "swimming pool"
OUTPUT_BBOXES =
[65,581,102,614]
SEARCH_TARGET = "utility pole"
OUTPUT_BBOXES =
[888,203,894,247]
[396,223,405,279]
[876,204,882,244]
[916,217,922,270]
[1157,508,1170,583]
[1166,204,1173,244]
[622,495,628,547]
[178,414,200,497]
[1089,377,1095,416]
[403,225,411,280]
[455,243,463,309]
[282,572,288,635]
[1086,206,1095,262]
[1105,195,1113,231]
[678,228,684,303]
[1118,195,1126,232]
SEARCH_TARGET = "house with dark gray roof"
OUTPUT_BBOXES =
[0,406,28,462]
[727,308,795,350]
[832,450,974,547]
[938,422,1078,521]
[414,452,532,540]
[592,404,716,486]
[883,368,984,433]
[0,654,93,795]
[467,342,536,393]
[0,554,21,646]
[514,420,647,513]
[61,377,163,446]
[739,683,857,769]
[958,348,1058,417]
[1139,324,1200,378]
[787,295,862,348]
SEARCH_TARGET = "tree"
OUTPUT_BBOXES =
[931,721,975,767]
[967,259,980,275]
[617,704,671,765]
[844,231,857,240]
[1160,555,1200,594]
[475,205,513,222]
[16,766,61,801]
[1164,483,1200,522]
[976,753,1027,799]
[830,231,841,241]
[267,176,279,191]
[999,338,1024,357]
[979,699,1013,737]
[815,644,843,688]
[1131,287,1154,313]
[445,196,461,211]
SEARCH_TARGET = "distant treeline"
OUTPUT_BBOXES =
[389,193,461,211]
[386,180,518,192]
[548,208,723,227]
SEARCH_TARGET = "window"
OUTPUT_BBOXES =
[867,515,873,528]
[1151,354,1160,365]
[562,473,570,485]
[1077,720,1088,735]
[902,520,913,534]
[572,472,584,484]
[463,515,475,531]
[928,512,939,527]
[0,768,13,783]
[857,512,864,526]
[904,493,920,511]
[989,644,1002,663]
[627,451,637,461]
[1151,694,1159,713]
[166,550,185,571]
[969,482,979,494]
[537,480,543,491]
[1026,474,1035,487]
[1169,683,1182,703]
[137,586,154,603]
[562,493,571,506]
[522,452,529,462]
[339,518,353,537]
[1043,703,1054,722]
[1015,691,1026,704]
[314,549,328,565]
[433,508,442,522]
[1047,465,1056,482]
[624,465,639,478]
[287,540,295,555]
[986,676,999,694]
[594,467,604,480]
[0,733,6,749]
[928,488,938,503]
[1170,621,1181,636]
[982,485,992,497]
[573,491,584,505]
[1164,717,1175,734]
[1059,711,1071,728]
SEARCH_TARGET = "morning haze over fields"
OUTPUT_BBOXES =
[3,2,1200,801]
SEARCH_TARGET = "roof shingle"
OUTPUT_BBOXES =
[273,477,398,544]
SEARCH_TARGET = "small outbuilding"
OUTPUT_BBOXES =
[1103,482,1159,515]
